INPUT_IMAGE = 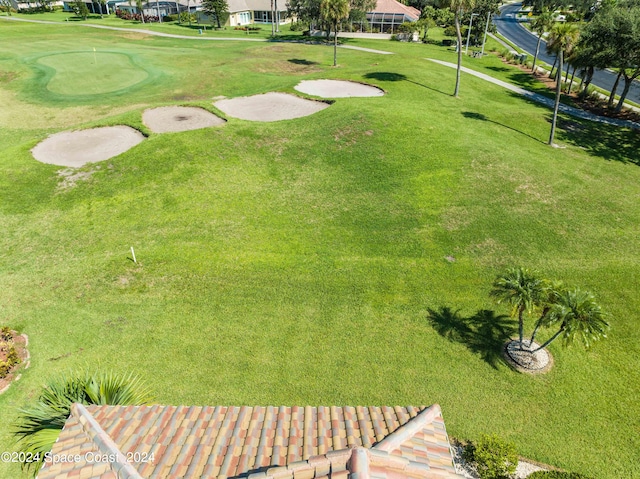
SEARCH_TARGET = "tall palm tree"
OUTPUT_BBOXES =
[490,267,547,349]
[547,22,579,146]
[14,371,153,475]
[530,10,554,73]
[438,0,475,97]
[532,288,609,352]
[320,0,350,67]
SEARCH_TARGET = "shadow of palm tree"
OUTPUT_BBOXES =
[462,111,544,144]
[288,59,319,65]
[427,306,516,369]
[363,72,448,95]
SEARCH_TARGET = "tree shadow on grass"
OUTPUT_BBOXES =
[427,306,516,369]
[462,111,544,144]
[508,92,640,164]
[558,117,640,165]
[288,58,319,65]
[363,72,448,96]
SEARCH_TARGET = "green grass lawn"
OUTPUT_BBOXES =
[1,17,639,479]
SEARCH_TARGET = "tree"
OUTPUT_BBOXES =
[14,371,153,475]
[130,0,145,22]
[73,0,89,19]
[202,0,229,27]
[0,0,12,15]
[490,267,547,349]
[547,22,579,146]
[437,0,476,97]
[532,288,609,352]
[320,0,350,66]
[94,0,106,17]
[530,10,554,72]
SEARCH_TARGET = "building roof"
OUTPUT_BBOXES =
[37,404,462,479]
[369,0,420,20]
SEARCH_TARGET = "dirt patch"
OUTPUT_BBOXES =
[143,106,225,133]
[0,332,30,395]
[214,92,329,122]
[295,79,384,98]
[32,126,144,167]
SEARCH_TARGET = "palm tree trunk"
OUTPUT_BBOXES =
[608,71,622,108]
[270,0,274,35]
[532,326,564,352]
[532,35,542,73]
[518,307,524,348]
[274,0,279,32]
[454,10,462,97]
[566,65,577,94]
[529,307,549,346]
[333,21,338,66]
[614,72,638,112]
[579,66,593,99]
[548,49,563,146]
[549,55,557,78]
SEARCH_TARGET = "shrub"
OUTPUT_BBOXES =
[164,13,178,21]
[0,326,11,341]
[0,328,20,379]
[528,472,594,479]
[397,21,415,33]
[443,25,457,36]
[462,434,518,479]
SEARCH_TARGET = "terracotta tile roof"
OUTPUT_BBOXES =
[37,404,462,479]
[370,0,420,20]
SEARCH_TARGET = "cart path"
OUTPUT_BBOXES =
[1,16,393,54]
[427,58,640,130]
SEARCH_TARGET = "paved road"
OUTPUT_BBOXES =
[494,2,640,105]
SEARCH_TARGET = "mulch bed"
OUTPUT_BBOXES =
[501,56,640,125]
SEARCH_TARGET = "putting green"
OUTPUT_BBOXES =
[37,52,148,95]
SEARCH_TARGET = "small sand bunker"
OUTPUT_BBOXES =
[32,126,144,167]
[214,92,329,122]
[294,80,384,98]
[143,106,225,133]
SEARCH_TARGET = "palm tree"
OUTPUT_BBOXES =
[530,10,554,73]
[320,0,350,67]
[528,279,563,346]
[490,267,547,349]
[438,0,475,97]
[14,371,153,475]
[532,288,609,352]
[547,22,579,146]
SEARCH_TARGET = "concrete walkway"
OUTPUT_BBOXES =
[427,58,640,130]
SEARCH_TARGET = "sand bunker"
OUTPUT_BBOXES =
[294,80,384,98]
[143,106,225,133]
[32,126,145,167]
[214,92,329,122]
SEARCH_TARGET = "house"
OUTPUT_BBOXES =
[365,0,420,33]
[37,403,463,479]
[196,0,288,27]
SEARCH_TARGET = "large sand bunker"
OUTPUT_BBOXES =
[143,106,225,133]
[294,80,384,98]
[31,126,144,167]
[214,92,329,122]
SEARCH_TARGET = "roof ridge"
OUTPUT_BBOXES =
[71,403,144,479]
[373,404,442,453]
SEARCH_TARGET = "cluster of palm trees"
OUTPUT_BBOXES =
[490,267,609,355]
